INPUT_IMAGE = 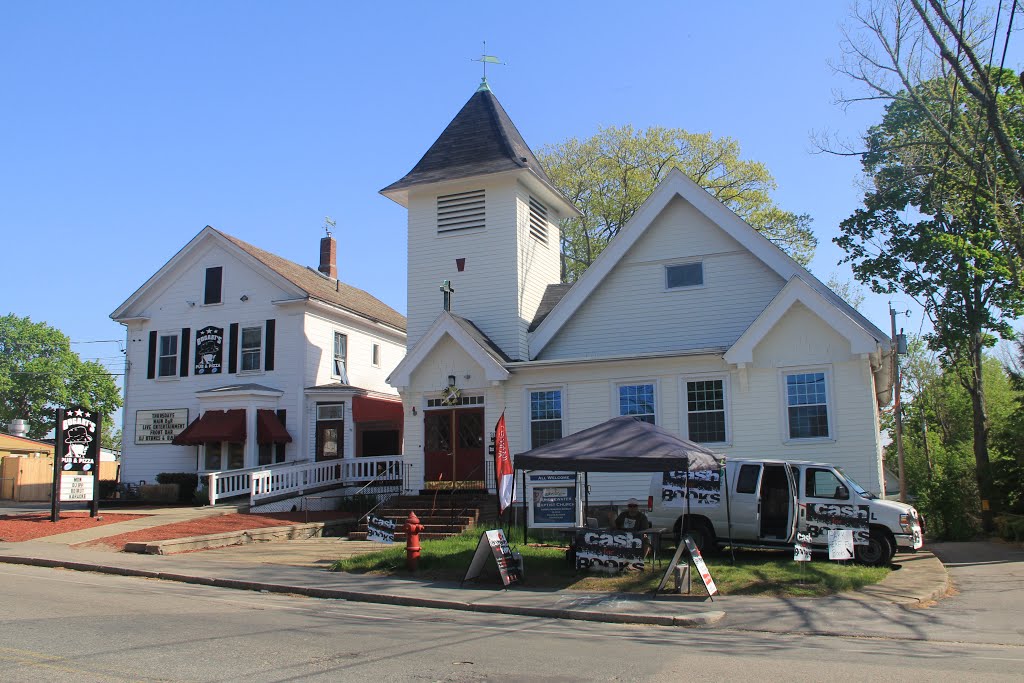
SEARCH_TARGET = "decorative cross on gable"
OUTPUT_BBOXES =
[440,279,455,312]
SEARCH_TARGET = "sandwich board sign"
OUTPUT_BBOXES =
[462,529,522,588]
[655,533,718,599]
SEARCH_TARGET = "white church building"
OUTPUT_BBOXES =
[383,81,895,502]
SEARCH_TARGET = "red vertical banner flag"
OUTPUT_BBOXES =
[495,413,514,513]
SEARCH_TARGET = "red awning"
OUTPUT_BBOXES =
[172,409,246,445]
[352,395,403,424]
[256,409,292,444]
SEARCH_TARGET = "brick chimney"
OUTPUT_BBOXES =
[319,233,337,279]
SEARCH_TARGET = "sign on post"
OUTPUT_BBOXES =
[527,473,578,527]
[794,531,813,562]
[827,529,855,561]
[366,515,395,544]
[50,406,101,521]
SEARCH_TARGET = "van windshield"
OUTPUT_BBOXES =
[837,469,876,499]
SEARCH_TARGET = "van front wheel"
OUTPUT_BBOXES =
[855,529,894,566]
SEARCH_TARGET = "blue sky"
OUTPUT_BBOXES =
[5,1,1006,385]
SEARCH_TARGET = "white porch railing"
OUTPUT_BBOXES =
[205,455,404,506]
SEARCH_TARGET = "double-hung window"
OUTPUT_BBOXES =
[333,332,348,383]
[686,378,727,443]
[785,371,830,439]
[529,389,563,448]
[618,383,656,424]
[157,334,178,378]
[240,326,262,372]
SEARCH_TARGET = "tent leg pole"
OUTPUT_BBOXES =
[684,461,691,542]
[723,464,735,565]
[584,472,589,523]
[521,469,527,543]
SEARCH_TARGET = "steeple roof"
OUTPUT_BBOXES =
[381,88,556,196]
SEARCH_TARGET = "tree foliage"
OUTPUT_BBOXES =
[833,0,1024,276]
[0,314,122,439]
[835,65,1024,528]
[538,125,817,282]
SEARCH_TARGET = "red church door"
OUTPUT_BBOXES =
[423,408,485,486]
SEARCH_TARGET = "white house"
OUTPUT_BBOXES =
[111,226,407,485]
[383,82,895,501]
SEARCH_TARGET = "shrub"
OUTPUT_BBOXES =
[156,472,199,503]
[98,480,119,499]
[994,513,1024,542]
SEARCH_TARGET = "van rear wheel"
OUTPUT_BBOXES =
[855,529,894,566]
[674,518,716,555]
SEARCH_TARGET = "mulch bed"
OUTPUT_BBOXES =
[0,512,150,542]
[79,511,357,551]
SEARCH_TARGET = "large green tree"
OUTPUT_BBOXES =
[538,125,817,282]
[0,314,122,439]
[836,71,1024,530]
[835,0,1024,275]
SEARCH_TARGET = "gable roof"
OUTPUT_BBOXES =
[110,226,406,332]
[529,168,890,358]
[217,230,406,331]
[387,311,510,388]
[528,283,573,332]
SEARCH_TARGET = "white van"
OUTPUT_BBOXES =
[648,459,924,565]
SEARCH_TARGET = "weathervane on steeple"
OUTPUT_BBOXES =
[471,41,505,92]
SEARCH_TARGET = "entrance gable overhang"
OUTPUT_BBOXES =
[724,276,881,365]
[387,312,510,389]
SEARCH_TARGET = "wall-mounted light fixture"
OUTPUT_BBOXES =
[447,375,456,387]
[411,406,417,416]
[240,294,249,302]
[186,301,196,307]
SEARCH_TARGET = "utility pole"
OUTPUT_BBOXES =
[889,304,909,502]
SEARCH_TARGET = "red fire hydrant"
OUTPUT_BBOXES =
[404,511,424,571]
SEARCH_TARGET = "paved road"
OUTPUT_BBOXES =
[1,562,1022,682]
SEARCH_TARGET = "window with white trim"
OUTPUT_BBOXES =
[333,332,348,382]
[618,383,656,424]
[157,334,178,378]
[371,343,381,368]
[240,325,262,372]
[529,389,563,448]
[686,378,727,443]
[785,371,830,438]
[666,262,703,289]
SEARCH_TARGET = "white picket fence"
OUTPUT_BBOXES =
[205,455,404,506]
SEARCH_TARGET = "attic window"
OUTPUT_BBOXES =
[666,262,703,289]
[437,189,485,233]
[204,266,223,305]
[528,196,549,243]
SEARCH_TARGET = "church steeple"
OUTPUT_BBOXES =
[381,86,579,360]
[380,87,566,209]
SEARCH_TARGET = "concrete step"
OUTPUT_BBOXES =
[360,515,477,526]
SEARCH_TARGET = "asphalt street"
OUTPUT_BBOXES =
[1,561,1022,682]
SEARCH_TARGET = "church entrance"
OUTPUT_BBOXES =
[423,408,485,487]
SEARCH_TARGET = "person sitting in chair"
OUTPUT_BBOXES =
[615,498,652,559]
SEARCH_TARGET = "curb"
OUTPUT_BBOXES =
[120,521,349,555]
[0,553,723,627]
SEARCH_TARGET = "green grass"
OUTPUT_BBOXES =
[333,529,889,597]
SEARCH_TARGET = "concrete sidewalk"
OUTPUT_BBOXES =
[0,505,952,633]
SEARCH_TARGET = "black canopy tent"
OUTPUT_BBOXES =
[514,416,730,549]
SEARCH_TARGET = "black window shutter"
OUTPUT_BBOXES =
[264,319,276,371]
[179,328,190,377]
[228,323,238,374]
[275,409,287,463]
[147,331,157,379]
[204,266,223,305]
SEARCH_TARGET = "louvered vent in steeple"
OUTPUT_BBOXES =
[437,189,485,233]
[528,196,549,243]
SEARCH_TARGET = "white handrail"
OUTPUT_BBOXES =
[205,456,403,506]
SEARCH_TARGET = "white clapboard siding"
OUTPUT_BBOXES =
[540,195,787,359]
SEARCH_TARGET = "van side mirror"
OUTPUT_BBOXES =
[836,485,849,500]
